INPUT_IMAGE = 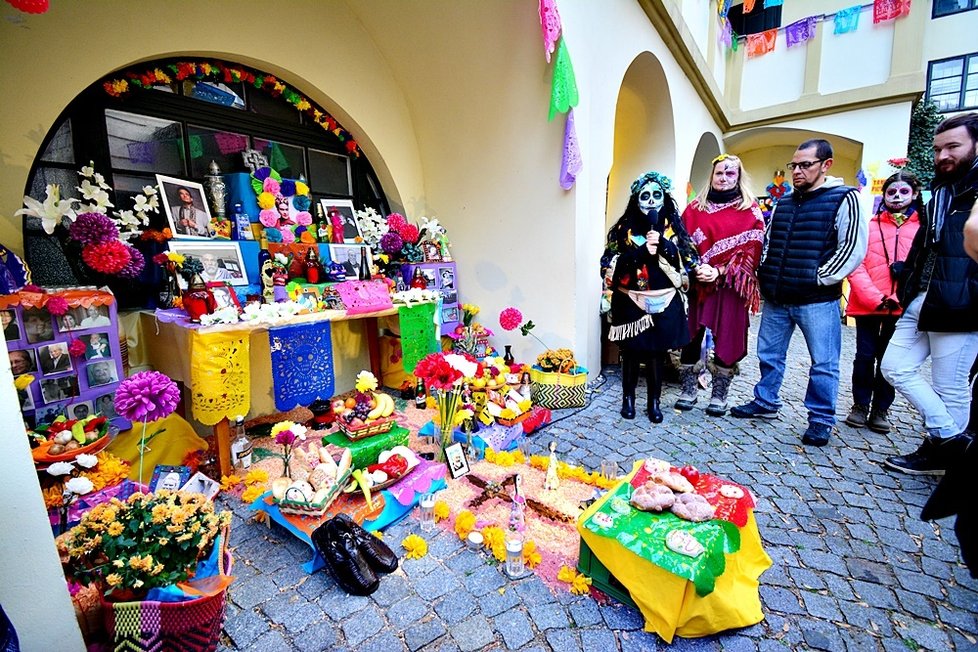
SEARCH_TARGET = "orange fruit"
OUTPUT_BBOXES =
[344,397,357,409]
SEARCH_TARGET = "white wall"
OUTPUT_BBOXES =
[924,6,978,62]
[682,0,712,60]
[819,11,894,95]
[740,30,807,110]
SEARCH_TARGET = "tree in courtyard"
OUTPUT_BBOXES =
[905,99,943,189]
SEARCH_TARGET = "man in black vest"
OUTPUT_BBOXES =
[731,139,867,447]
[880,113,978,475]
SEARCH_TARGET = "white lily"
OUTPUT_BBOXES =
[133,194,156,213]
[142,185,158,196]
[80,163,95,178]
[15,185,77,234]
[65,477,94,496]
[77,179,113,211]
[93,172,110,190]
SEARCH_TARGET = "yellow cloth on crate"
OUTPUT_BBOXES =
[577,466,771,643]
[106,413,209,482]
[191,330,251,425]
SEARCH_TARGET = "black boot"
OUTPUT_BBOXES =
[647,354,664,424]
[621,357,638,419]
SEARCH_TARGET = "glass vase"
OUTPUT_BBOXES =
[435,388,462,463]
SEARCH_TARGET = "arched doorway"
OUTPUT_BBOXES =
[689,132,723,199]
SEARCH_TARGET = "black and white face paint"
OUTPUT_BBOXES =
[637,181,665,215]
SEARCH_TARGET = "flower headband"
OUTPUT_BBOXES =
[712,153,732,165]
[630,171,672,196]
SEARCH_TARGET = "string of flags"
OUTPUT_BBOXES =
[539,0,582,190]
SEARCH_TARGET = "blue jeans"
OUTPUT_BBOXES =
[852,315,898,411]
[753,299,842,426]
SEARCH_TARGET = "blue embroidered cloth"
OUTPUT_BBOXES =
[269,321,335,411]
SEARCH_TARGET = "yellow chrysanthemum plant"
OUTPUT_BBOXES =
[58,491,231,596]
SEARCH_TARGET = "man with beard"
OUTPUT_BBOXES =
[880,113,978,474]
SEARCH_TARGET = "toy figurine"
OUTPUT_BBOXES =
[544,441,560,491]
[272,264,290,303]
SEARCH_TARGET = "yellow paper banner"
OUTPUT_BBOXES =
[191,330,251,425]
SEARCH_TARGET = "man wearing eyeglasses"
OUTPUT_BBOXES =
[731,139,867,447]
[879,113,978,475]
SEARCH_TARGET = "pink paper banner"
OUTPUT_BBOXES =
[334,279,393,315]
[539,0,562,63]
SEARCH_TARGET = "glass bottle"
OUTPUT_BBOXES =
[503,345,515,366]
[358,246,371,280]
[183,273,217,322]
[410,267,427,290]
[230,415,252,470]
[305,247,322,284]
[258,232,274,303]
[415,377,427,410]
[505,534,525,578]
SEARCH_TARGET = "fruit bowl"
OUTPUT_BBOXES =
[337,416,396,441]
[32,434,110,464]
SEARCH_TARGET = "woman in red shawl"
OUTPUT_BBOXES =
[675,154,765,415]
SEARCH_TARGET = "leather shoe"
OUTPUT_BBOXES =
[648,399,663,424]
[334,513,399,573]
[311,519,379,596]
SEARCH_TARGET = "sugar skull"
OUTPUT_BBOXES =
[636,179,665,215]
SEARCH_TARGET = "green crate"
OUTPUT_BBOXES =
[578,537,637,609]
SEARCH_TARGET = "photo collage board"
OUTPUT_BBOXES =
[4,291,131,432]
[400,261,459,336]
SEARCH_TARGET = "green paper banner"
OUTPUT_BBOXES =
[398,303,440,374]
[549,38,579,121]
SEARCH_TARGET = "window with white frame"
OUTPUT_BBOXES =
[933,0,978,18]
[926,53,978,112]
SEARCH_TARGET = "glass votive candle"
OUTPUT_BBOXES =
[505,535,525,578]
[601,459,618,482]
[418,493,436,532]
[467,531,484,549]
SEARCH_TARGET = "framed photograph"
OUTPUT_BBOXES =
[86,360,119,388]
[38,342,72,375]
[297,286,320,311]
[36,404,64,424]
[423,242,442,262]
[180,471,221,499]
[445,442,471,479]
[9,349,37,376]
[23,307,54,344]
[319,199,359,243]
[2,309,21,342]
[167,241,248,285]
[67,400,94,421]
[442,305,460,324]
[158,174,213,239]
[150,465,192,493]
[94,392,119,419]
[437,266,456,291]
[420,268,436,287]
[18,387,33,411]
[329,244,372,279]
[64,305,111,331]
[83,332,112,360]
[206,282,242,311]
[40,376,80,404]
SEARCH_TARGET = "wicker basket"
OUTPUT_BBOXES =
[530,365,588,409]
[496,411,532,427]
[276,470,351,517]
[338,416,396,441]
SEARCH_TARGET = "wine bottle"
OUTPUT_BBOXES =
[358,246,371,280]
[415,377,427,410]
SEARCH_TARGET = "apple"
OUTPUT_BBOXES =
[678,465,700,484]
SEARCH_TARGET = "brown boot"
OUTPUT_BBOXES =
[706,366,734,416]
[674,363,699,411]
[867,409,891,434]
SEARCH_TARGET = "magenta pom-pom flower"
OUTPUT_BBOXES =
[398,223,420,244]
[263,177,281,195]
[70,212,119,246]
[114,371,180,423]
[46,296,69,316]
[499,307,523,331]
[386,213,407,231]
[82,240,131,275]
[68,339,87,358]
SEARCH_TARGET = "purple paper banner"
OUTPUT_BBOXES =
[785,16,816,48]
[559,109,582,190]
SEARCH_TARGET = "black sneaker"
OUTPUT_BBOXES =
[802,423,832,447]
[884,434,973,476]
[730,401,779,419]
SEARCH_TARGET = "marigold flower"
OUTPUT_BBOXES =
[220,475,242,490]
[433,500,450,523]
[454,510,476,540]
[106,573,122,587]
[243,468,269,486]
[401,534,428,560]
[107,522,124,536]
[241,485,264,503]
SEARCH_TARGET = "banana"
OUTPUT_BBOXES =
[366,392,384,420]
[380,393,395,417]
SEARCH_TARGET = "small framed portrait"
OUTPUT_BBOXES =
[444,443,471,479]
[38,342,72,375]
[1,309,21,341]
[442,305,460,324]
[319,199,360,243]
[167,241,248,286]
[329,244,372,279]
[151,465,192,493]
[67,400,94,421]
[74,305,111,330]
[40,376,80,404]
[23,308,54,344]
[206,282,242,311]
[180,471,221,499]
[437,267,456,291]
[422,242,442,263]
[18,387,34,411]
[94,392,119,419]
[297,286,321,311]
[9,349,37,376]
[83,332,112,360]
[36,404,64,424]
[86,360,119,388]
[158,174,213,240]
[420,268,436,287]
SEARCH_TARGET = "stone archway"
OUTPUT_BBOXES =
[689,132,723,200]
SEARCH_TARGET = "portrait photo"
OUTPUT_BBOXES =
[158,174,212,239]
[86,360,119,388]
[94,392,119,419]
[38,342,72,375]
[84,332,112,360]
[442,305,460,324]
[18,387,33,411]
[180,471,221,499]
[67,400,94,421]
[150,465,192,493]
[319,199,360,243]
[71,305,111,330]
[167,241,248,286]
[329,244,372,279]
[36,404,64,424]
[40,376,80,404]
[206,282,242,311]
[445,443,470,479]
[9,349,37,376]
[23,308,54,344]
[2,309,21,341]
[438,267,456,291]
[297,287,320,311]
[420,268,436,287]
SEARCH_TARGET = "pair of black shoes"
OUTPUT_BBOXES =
[311,513,398,596]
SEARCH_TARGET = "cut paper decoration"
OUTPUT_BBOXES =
[190,330,250,426]
[785,17,816,48]
[746,29,777,58]
[333,279,393,315]
[548,38,579,121]
[744,0,756,13]
[269,321,335,412]
[763,0,783,6]
[717,0,733,17]
[189,134,203,160]
[214,132,248,156]
[856,169,868,190]
[398,302,440,374]
[873,0,910,23]
[538,0,562,64]
[834,5,862,34]
[718,18,732,48]
[559,109,582,190]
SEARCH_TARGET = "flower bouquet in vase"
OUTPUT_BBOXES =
[414,352,479,462]
[450,304,493,357]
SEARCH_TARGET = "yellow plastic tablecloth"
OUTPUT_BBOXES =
[105,413,209,482]
[577,466,771,643]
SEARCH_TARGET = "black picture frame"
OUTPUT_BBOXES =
[445,442,470,479]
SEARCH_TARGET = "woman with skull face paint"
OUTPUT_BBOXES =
[675,154,765,416]
[602,172,693,423]
[842,171,923,433]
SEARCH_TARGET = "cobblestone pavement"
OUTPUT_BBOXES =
[218,319,978,652]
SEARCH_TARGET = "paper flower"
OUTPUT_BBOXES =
[386,213,407,231]
[499,307,523,331]
[82,240,131,275]
[398,223,420,244]
[68,339,87,358]
[262,177,281,195]
[433,500,450,523]
[46,462,75,477]
[114,371,180,422]
[69,212,119,246]
[118,245,146,279]
[401,534,428,560]
[46,296,69,316]
[355,370,379,392]
[380,231,403,255]
[65,477,94,496]
[257,192,275,209]
[14,374,35,391]
[75,454,98,469]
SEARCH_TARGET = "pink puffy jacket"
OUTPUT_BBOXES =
[845,209,921,317]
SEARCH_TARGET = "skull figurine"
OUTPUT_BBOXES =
[636,180,665,215]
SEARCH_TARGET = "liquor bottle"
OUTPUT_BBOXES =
[410,267,427,289]
[358,246,371,280]
[415,377,427,410]
[305,247,323,284]
[232,202,253,241]
[258,233,274,303]
[230,415,253,470]
[316,205,330,243]
[503,345,515,367]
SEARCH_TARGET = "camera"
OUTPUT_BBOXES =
[889,261,905,281]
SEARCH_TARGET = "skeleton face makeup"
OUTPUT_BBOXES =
[637,181,665,215]
[883,180,916,212]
